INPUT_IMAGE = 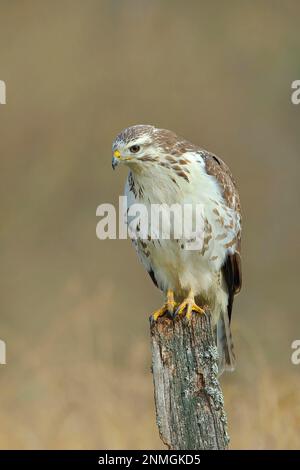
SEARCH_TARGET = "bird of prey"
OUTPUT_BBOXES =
[112,125,242,374]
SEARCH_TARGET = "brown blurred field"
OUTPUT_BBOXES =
[0,0,300,449]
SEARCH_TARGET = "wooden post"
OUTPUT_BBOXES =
[150,311,229,450]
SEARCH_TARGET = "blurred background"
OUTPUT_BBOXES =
[0,0,300,449]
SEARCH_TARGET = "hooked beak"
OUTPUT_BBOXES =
[112,149,133,170]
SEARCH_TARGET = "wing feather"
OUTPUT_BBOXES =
[203,151,242,321]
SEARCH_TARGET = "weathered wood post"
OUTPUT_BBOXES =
[150,311,229,450]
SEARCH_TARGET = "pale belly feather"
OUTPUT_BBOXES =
[125,155,239,323]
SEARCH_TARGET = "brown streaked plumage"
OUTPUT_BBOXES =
[112,124,242,375]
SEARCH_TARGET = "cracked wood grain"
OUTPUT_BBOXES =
[150,312,229,450]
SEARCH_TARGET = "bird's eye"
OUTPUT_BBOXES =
[129,145,140,153]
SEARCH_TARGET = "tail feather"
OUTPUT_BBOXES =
[215,309,236,376]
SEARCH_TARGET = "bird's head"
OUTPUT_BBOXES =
[112,124,156,171]
[112,124,180,172]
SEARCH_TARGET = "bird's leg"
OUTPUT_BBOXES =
[176,289,205,320]
[166,289,177,315]
[151,289,177,321]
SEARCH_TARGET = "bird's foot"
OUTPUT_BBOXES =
[151,304,169,322]
[151,290,177,322]
[175,297,205,321]
[151,301,178,322]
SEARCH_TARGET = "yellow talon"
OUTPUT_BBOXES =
[176,303,187,316]
[152,304,168,321]
[186,303,205,320]
[176,289,205,320]
[151,289,205,322]
[151,289,177,321]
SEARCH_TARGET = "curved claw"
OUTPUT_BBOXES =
[186,303,205,320]
[151,290,179,324]
[175,299,205,321]
[151,304,168,322]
